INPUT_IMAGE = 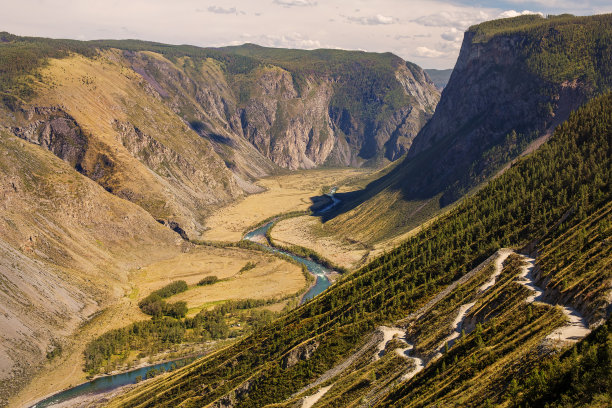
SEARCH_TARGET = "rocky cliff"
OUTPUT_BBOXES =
[325,13,611,243]
[0,36,439,238]
[123,44,439,171]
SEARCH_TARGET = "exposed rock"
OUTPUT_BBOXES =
[405,30,591,204]
[281,340,320,369]
[125,48,439,172]
[211,379,253,408]
[11,107,87,168]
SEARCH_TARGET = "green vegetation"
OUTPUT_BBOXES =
[379,255,564,407]
[150,281,189,298]
[84,317,186,374]
[536,199,611,323]
[469,14,612,89]
[0,32,95,99]
[109,90,610,407]
[239,262,256,273]
[84,298,284,375]
[511,318,611,407]
[138,281,189,318]
[197,276,219,286]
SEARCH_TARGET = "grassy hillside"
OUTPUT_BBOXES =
[0,130,184,405]
[108,89,610,407]
[0,33,438,241]
[1,33,439,173]
[1,43,245,239]
[324,13,611,244]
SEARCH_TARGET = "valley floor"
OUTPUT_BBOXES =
[200,168,371,242]
[9,168,374,408]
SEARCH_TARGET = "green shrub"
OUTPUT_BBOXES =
[198,276,219,286]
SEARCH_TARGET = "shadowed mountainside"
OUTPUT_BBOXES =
[322,13,612,244]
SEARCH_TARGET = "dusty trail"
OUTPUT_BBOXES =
[431,249,512,359]
[301,385,332,408]
[516,254,591,344]
[401,249,509,324]
[373,327,425,380]
[300,249,591,408]
[373,327,405,361]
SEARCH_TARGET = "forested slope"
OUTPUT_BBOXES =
[108,90,610,408]
[325,13,611,244]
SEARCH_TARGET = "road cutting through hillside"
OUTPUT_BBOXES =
[301,385,333,408]
[516,254,591,345]
[294,249,593,408]
[373,327,425,380]
[431,249,513,359]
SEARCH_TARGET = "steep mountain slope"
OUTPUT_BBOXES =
[217,45,439,167]
[1,48,244,240]
[0,34,439,238]
[108,90,610,407]
[324,13,611,243]
[0,130,184,405]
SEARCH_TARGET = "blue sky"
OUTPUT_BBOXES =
[1,0,610,69]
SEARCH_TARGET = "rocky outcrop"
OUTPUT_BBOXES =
[10,107,87,168]
[125,48,439,171]
[239,68,336,169]
[212,380,254,408]
[403,27,592,205]
[281,340,320,369]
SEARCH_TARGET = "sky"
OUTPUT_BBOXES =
[1,0,611,69]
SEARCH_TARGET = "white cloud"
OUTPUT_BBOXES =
[414,46,447,58]
[395,33,432,40]
[273,0,317,7]
[207,6,239,14]
[440,27,463,42]
[412,10,491,29]
[346,14,396,25]
[497,9,545,18]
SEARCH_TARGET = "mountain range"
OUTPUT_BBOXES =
[0,12,610,408]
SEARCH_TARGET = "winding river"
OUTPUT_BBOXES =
[243,221,332,303]
[30,356,198,408]
[243,187,340,303]
[29,191,340,407]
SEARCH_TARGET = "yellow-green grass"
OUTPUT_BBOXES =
[200,168,372,242]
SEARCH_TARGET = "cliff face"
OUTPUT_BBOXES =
[125,46,439,171]
[405,30,588,204]
[403,14,610,204]
[324,13,611,243]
